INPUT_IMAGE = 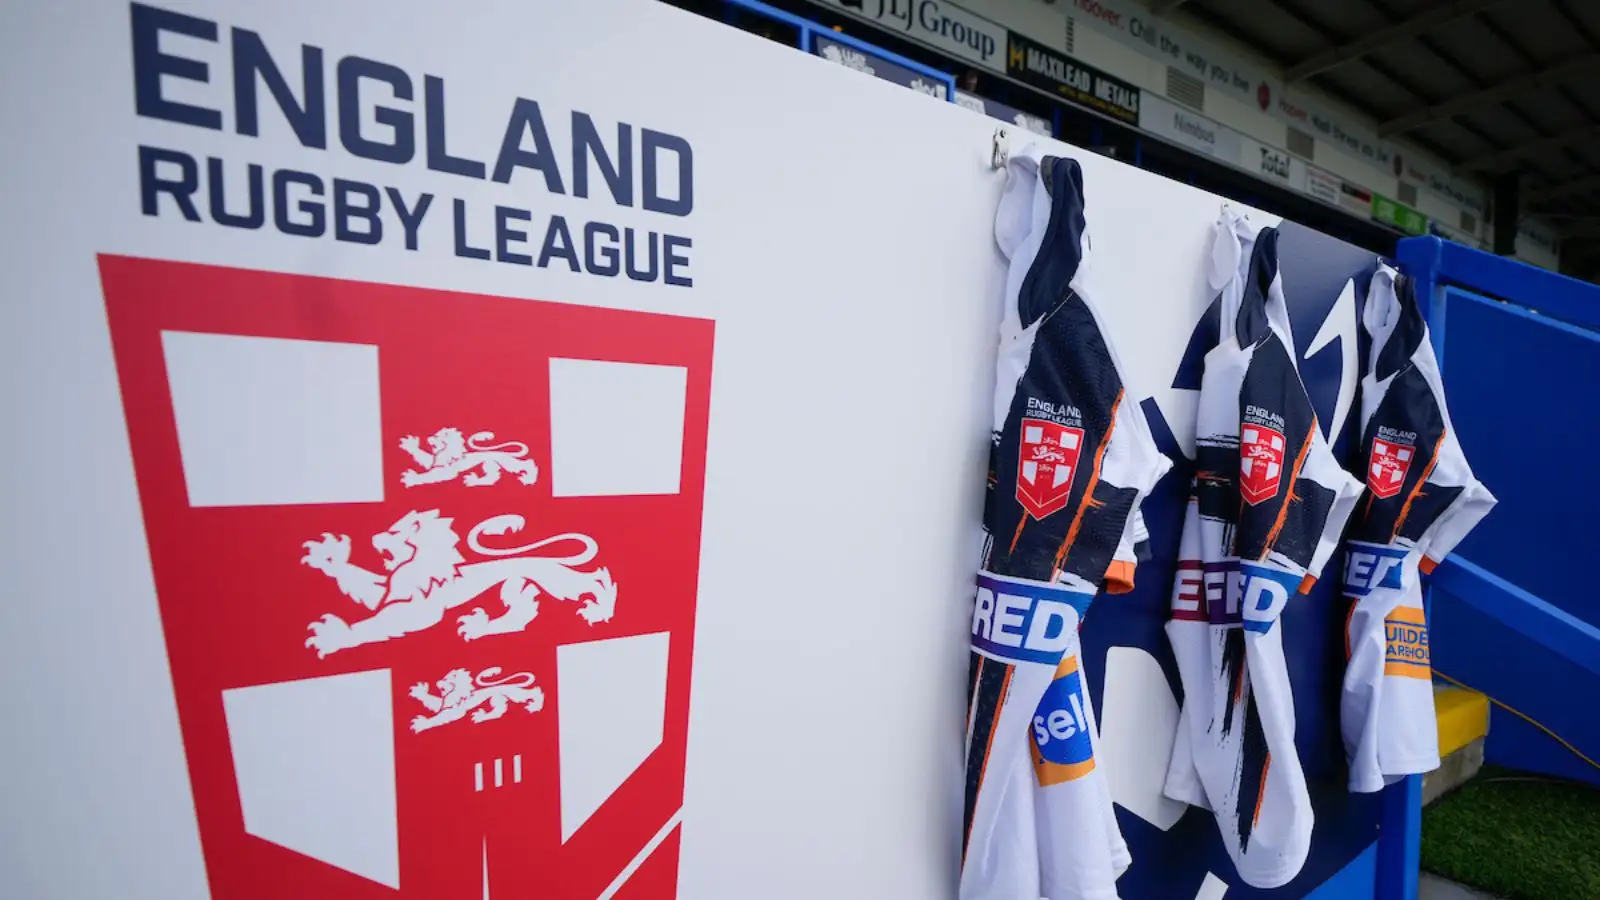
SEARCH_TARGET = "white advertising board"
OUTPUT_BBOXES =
[1306,164,1343,207]
[809,0,1010,73]
[0,1,1282,898]
[1241,136,1308,194]
[1140,92,1241,163]
[1051,0,1486,214]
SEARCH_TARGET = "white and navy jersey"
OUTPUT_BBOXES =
[1163,212,1363,889]
[962,151,1169,900]
[1340,265,1495,793]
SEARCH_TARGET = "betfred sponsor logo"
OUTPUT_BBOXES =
[1169,559,1242,625]
[100,256,713,899]
[971,571,1091,666]
[1239,561,1302,633]
[1343,542,1408,599]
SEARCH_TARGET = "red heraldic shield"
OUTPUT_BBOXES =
[1240,423,1286,506]
[1016,417,1085,520]
[1368,437,1414,500]
[99,256,715,900]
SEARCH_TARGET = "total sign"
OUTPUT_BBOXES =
[103,257,713,899]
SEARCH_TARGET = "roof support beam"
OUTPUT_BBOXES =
[1550,218,1600,240]
[1379,52,1600,136]
[1284,0,1508,83]
[1459,124,1600,173]
[1526,172,1600,206]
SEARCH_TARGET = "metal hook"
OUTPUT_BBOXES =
[991,127,1010,170]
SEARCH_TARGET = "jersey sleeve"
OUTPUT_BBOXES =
[1290,416,1365,587]
[1363,266,1497,570]
[1415,430,1495,572]
[1104,507,1144,594]
[1100,392,1172,595]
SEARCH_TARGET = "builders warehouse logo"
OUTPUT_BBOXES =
[101,257,714,899]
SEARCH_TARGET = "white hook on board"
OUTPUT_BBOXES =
[991,127,1010,170]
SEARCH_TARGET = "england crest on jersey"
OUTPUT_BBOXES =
[1367,437,1414,500]
[1240,423,1286,505]
[1017,417,1084,519]
[100,256,714,900]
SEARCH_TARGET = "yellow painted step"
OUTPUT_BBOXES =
[1435,684,1490,757]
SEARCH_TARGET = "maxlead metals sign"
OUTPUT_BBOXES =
[810,0,1008,73]
[1007,32,1139,124]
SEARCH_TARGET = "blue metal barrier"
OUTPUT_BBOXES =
[724,0,957,100]
[1431,556,1600,679]
[1385,235,1600,899]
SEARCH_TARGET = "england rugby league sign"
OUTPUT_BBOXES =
[102,256,713,898]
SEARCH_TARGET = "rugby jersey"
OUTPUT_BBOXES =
[1340,263,1496,793]
[1162,210,1363,889]
[962,149,1169,900]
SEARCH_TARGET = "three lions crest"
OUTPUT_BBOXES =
[301,510,617,658]
[399,426,538,489]
[408,666,545,734]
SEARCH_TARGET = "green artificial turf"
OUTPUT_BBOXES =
[1420,766,1600,900]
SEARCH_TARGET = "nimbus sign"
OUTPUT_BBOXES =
[1139,93,1239,162]
[816,0,1007,73]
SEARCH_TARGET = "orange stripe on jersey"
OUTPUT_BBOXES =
[1252,753,1273,827]
[1104,558,1136,594]
[1260,421,1317,558]
[1344,601,1356,661]
[1297,574,1317,595]
[1419,556,1439,575]
[1394,430,1447,539]
[1008,512,1027,555]
[1053,390,1123,573]
[961,655,983,863]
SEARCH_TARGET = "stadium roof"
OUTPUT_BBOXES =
[1166,0,1600,276]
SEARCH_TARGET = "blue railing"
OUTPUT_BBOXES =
[1431,556,1600,679]
[725,0,957,100]
[1382,235,1600,899]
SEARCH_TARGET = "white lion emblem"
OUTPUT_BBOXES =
[399,427,538,488]
[300,510,616,658]
[408,666,544,734]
